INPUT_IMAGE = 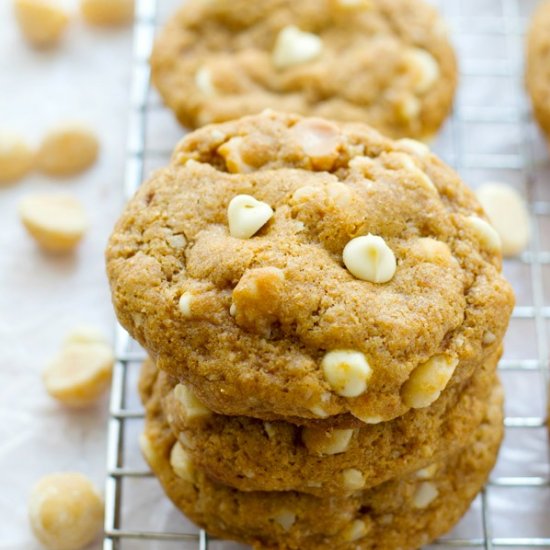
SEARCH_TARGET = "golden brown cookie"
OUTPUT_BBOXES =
[140,346,500,496]
[526,0,550,142]
[151,0,457,139]
[139,372,504,550]
[107,111,514,424]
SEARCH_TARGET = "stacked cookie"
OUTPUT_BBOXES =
[151,0,457,141]
[106,111,514,549]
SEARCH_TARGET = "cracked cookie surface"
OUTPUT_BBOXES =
[151,0,457,139]
[139,368,504,550]
[106,111,514,423]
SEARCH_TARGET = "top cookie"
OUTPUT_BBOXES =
[106,110,514,424]
[151,0,457,139]
[526,0,550,141]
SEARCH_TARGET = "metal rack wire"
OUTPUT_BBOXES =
[103,0,550,548]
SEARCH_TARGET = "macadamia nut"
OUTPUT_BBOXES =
[43,331,114,407]
[342,468,366,490]
[36,124,99,176]
[412,481,439,509]
[402,354,458,409]
[343,234,397,283]
[302,427,355,456]
[19,194,88,252]
[0,132,34,184]
[272,510,296,531]
[29,472,103,550]
[227,194,273,239]
[178,292,195,318]
[342,519,371,542]
[475,182,530,256]
[80,0,134,26]
[170,442,195,482]
[321,350,372,397]
[174,383,211,422]
[272,25,323,69]
[14,0,69,48]
[465,215,502,253]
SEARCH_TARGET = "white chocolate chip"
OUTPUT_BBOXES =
[81,0,134,26]
[290,118,340,161]
[272,25,323,69]
[43,339,114,408]
[174,384,211,422]
[412,481,439,508]
[342,468,366,490]
[482,330,497,345]
[0,132,34,184]
[15,0,69,48]
[309,405,330,418]
[229,303,237,317]
[272,510,296,532]
[475,183,530,256]
[465,215,502,253]
[402,354,458,409]
[195,66,216,96]
[415,463,438,479]
[321,350,372,398]
[29,473,104,550]
[404,48,440,94]
[19,194,88,253]
[342,519,371,542]
[351,412,384,424]
[227,194,274,239]
[170,442,195,482]
[302,427,355,456]
[343,234,397,283]
[178,293,195,318]
[397,138,430,157]
[36,124,99,176]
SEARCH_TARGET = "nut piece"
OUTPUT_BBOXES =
[465,215,502,253]
[170,442,195,482]
[195,66,216,96]
[174,383,211,422]
[272,510,296,532]
[343,234,397,283]
[402,354,459,409]
[475,182,530,257]
[29,472,103,550]
[19,194,88,252]
[302,427,355,456]
[342,519,371,542]
[178,292,195,318]
[342,468,366,491]
[43,336,114,407]
[412,481,439,509]
[36,125,99,176]
[410,238,455,266]
[80,0,134,26]
[272,25,323,69]
[290,118,340,166]
[0,132,34,184]
[14,0,69,48]
[321,350,372,398]
[403,48,440,94]
[415,463,438,480]
[227,194,274,239]
[218,137,252,173]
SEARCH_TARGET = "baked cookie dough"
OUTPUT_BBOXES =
[141,347,500,496]
[151,0,457,139]
[526,0,550,141]
[107,111,514,424]
[140,373,504,550]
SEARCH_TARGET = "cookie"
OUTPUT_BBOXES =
[526,0,550,141]
[107,111,514,424]
[140,346,500,496]
[139,373,504,550]
[151,0,457,140]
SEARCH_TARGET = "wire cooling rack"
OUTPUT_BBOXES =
[103,0,550,548]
